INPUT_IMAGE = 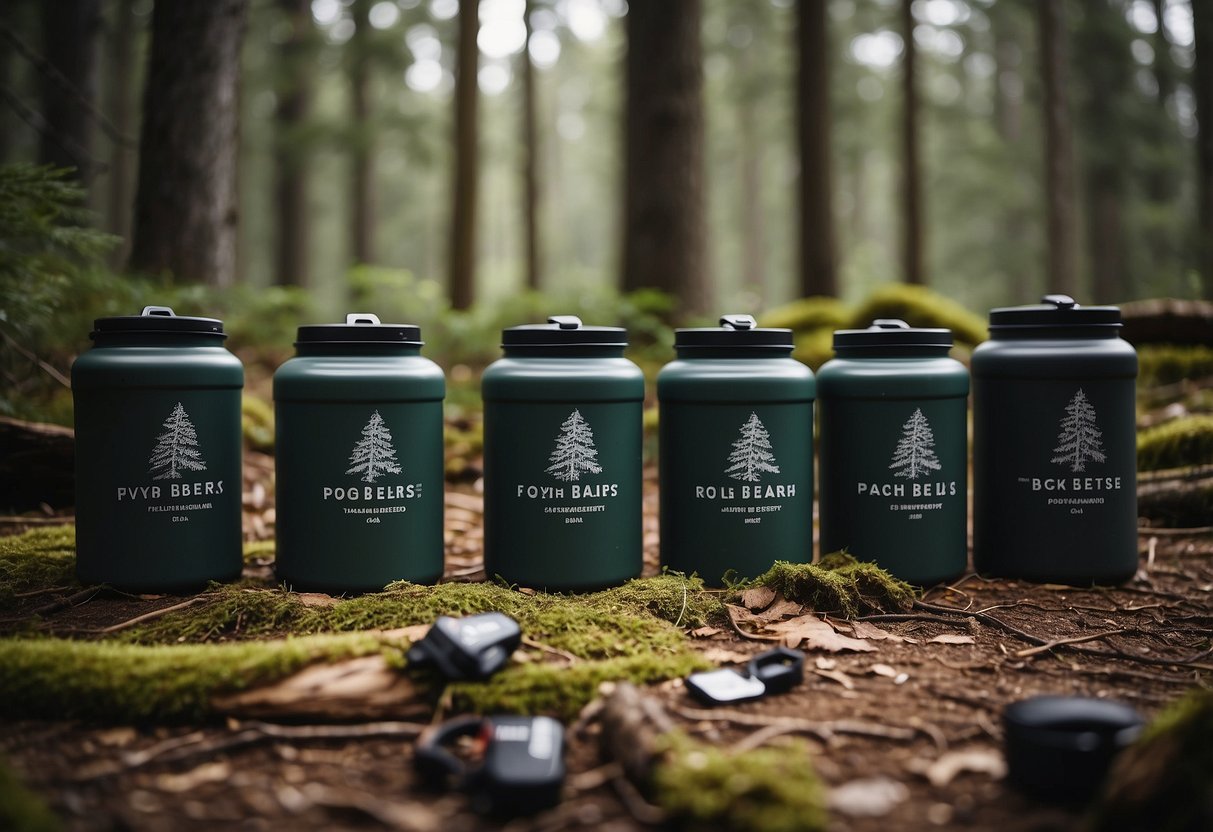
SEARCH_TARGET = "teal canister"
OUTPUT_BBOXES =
[482,316,644,591]
[72,306,244,591]
[817,320,969,586]
[274,314,445,592]
[973,296,1138,585]
[658,315,815,585]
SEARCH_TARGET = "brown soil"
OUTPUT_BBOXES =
[1,463,1210,832]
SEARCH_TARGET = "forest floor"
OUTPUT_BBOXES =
[0,454,1210,831]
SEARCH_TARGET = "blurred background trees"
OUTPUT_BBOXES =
[0,0,1209,329]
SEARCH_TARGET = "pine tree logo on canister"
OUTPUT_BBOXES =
[1051,388,1107,473]
[346,410,403,483]
[725,412,781,482]
[148,402,208,480]
[888,408,942,480]
[545,408,603,482]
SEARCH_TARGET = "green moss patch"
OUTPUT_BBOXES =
[0,758,61,832]
[746,554,916,617]
[848,283,988,347]
[0,632,402,722]
[0,526,77,606]
[653,732,827,832]
[758,296,851,333]
[1138,344,1213,389]
[1137,415,1213,471]
[241,394,275,453]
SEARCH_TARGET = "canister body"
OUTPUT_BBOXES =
[274,327,445,593]
[973,319,1137,584]
[72,312,244,591]
[659,347,815,585]
[482,327,644,591]
[817,325,969,586]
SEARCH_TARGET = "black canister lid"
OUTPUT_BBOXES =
[502,315,627,347]
[675,314,794,348]
[989,295,1122,329]
[91,305,225,338]
[832,318,953,349]
[296,313,423,345]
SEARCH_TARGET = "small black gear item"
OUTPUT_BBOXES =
[405,611,522,680]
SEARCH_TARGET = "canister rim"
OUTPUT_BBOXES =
[295,323,423,345]
[988,298,1122,328]
[674,328,793,348]
[91,316,225,338]
[831,326,953,349]
[502,323,628,347]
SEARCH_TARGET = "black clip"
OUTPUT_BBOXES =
[406,612,521,681]
[686,646,805,706]
[748,646,804,695]
[414,715,566,816]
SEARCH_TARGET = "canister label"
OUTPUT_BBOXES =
[856,407,958,515]
[515,409,621,519]
[115,402,226,520]
[692,412,797,521]
[320,409,424,520]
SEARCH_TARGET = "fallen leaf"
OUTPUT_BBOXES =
[156,761,232,794]
[851,621,903,642]
[741,586,776,611]
[690,626,722,638]
[871,663,899,678]
[755,597,804,621]
[918,748,1007,787]
[815,657,837,670]
[700,647,751,665]
[769,614,878,653]
[726,605,781,642]
[295,593,340,608]
[813,668,855,689]
[929,634,976,645]
[828,777,910,818]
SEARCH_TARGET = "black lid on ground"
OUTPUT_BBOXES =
[675,314,793,348]
[502,315,627,347]
[92,305,225,338]
[296,313,422,345]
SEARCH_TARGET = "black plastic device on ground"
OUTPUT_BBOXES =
[414,714,566,815]
[686,646,806,705]
[405,611,521,680]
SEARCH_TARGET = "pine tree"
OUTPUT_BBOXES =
[1051,388,1106,472]
[148,402,208,480]
[346,410,402,483]
[725,412,781,482]
[545,409,602,482]
[888,408,941,480]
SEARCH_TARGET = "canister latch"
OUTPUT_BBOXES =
[346,313,382,325]
[719,314,756,330]
[141,306,176,317]
[547,315,582,329]
[1041,294,1077,309]
[870,319,910,330]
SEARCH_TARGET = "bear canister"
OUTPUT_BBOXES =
[274,313,445,592]
[657,314,815,585]
[482,316,644,590]
[973,295,1137,585]
[817,319,969,586]
[72,305,244,591]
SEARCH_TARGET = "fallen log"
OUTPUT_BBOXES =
[1120,298,1213,346]
[0,416,74,511]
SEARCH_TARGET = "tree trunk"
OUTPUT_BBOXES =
[38,0,103,183]
[274,0,314,286]
[106,0,138,265]
[900,0,924,286]
[1153,0,1173,106]
[520,0,541,292]
[1194,0,1213,298]
[739,90,765,304]
[128,0,249,286]
[1038,0,1078,298]
[992,4,1023,142]
[349,0,375,266]
[449,0,480,310]
[622,0,708,317]
[797,0,835,298]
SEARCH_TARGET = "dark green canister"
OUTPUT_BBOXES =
[973,296,1137,584]
[274,314,445,592]
[817,320,969,585]
[482,316,644,591]
[72,306,244,591]
[658,315,815,585]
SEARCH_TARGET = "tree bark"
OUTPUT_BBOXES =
[991,4,1023,142]
[106,0,138,264]
[797,0,835,298]
[1038,0,1078,298]
[449,0,480,310]
[520,0,541,292]
[38,0,103,183]
[739,88,765,304]
[900,0,924,286]
[1193,0,1213,298]
[622,0,708,318]
[128,0,249,286]
[349,0,375,266]
[0,417,75,512]
[274,0,314,286]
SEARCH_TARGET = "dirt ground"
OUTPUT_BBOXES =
[1,460,1210,831]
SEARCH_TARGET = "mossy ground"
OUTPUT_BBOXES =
[1137,343,1213,388]
[743,554,916,616]
[1137,415,1213,471]
[0,526,77,607]
[0,758,61,832]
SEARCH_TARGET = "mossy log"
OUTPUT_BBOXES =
[1137,416,1213,472]
[1120,298,1213,347]
[1138,466,1213,528]
[0,417,74,512]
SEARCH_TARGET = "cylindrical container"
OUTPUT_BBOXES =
[274,314,445,592]
[72,305,244,591]
[973,295,1137,584]
[482,316,644,591]
[817,319,969,586]
[657,315,815,585]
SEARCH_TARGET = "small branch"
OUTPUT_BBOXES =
[0,330,71,388]
[93,596,210,634]
[1138,525,1213,536]
[673,706,917,743]
[520,635,579,664]
[1016,629,1128,658]
[30,586,103,617]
